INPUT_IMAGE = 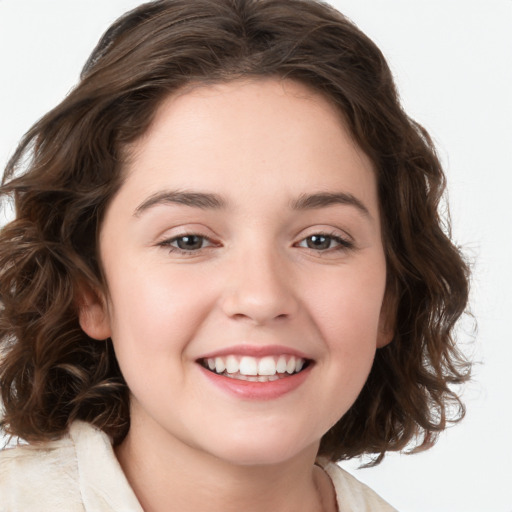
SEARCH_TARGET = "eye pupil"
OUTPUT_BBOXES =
[177,235,203,250]
[307,235,330,250]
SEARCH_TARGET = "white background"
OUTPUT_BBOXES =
[0,1,511,511]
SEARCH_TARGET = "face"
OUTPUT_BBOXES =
[80,79,391,466]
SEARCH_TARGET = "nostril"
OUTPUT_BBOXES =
[228,311,291,324]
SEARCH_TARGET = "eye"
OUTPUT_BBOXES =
[159,234,215,253]
[296,233,353,251]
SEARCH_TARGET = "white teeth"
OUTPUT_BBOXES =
[286,356,296,374]
[239,356,258,375]
[276,356,287,373]
[225,355,239,374]
[203,354,307,378]
[258,356,277,376]
[215,357,225,373]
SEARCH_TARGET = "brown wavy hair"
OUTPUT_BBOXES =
[0,0,470,464]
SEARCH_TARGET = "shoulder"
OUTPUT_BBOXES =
[317,458,399,512]
[0,421,142,512]
[0,425,84,511]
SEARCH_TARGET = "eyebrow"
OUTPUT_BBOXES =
[133,189,371,218]
[134,190,227,216]
[290,192,371,218]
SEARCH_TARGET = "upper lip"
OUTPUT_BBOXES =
[196,344,312,361]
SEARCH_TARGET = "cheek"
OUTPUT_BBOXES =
[306,261,386,370]
[105,269,215,406]
[105,261,213,362]
[307,269,385,426]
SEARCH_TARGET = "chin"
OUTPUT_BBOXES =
[201,429,320,467]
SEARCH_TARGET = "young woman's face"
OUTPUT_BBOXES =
[83,79,391,465]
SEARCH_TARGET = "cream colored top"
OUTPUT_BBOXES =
[0,421,397,511]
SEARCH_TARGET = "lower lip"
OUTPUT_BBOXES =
[198,364,313,400]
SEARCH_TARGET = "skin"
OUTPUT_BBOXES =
[80,78,392,512]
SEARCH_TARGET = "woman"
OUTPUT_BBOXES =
[0,1,470,510]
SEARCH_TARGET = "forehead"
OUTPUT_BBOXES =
[121,78,378,218]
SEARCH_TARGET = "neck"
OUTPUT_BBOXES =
[115,417,336,512]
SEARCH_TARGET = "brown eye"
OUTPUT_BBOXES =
[158,233,219,254]
[296,233,354,252]
[174,235,205,250]
[306,235,332,250]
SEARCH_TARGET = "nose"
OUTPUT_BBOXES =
[219,248,299,325]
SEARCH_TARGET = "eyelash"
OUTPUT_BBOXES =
[158,231,354,255]
[158,234,217,254]
[295,232,354,252]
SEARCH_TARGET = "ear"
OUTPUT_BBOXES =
[77,285,112,341]
[376,285,397,348]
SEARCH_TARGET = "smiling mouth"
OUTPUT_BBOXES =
[198,354,312,382]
